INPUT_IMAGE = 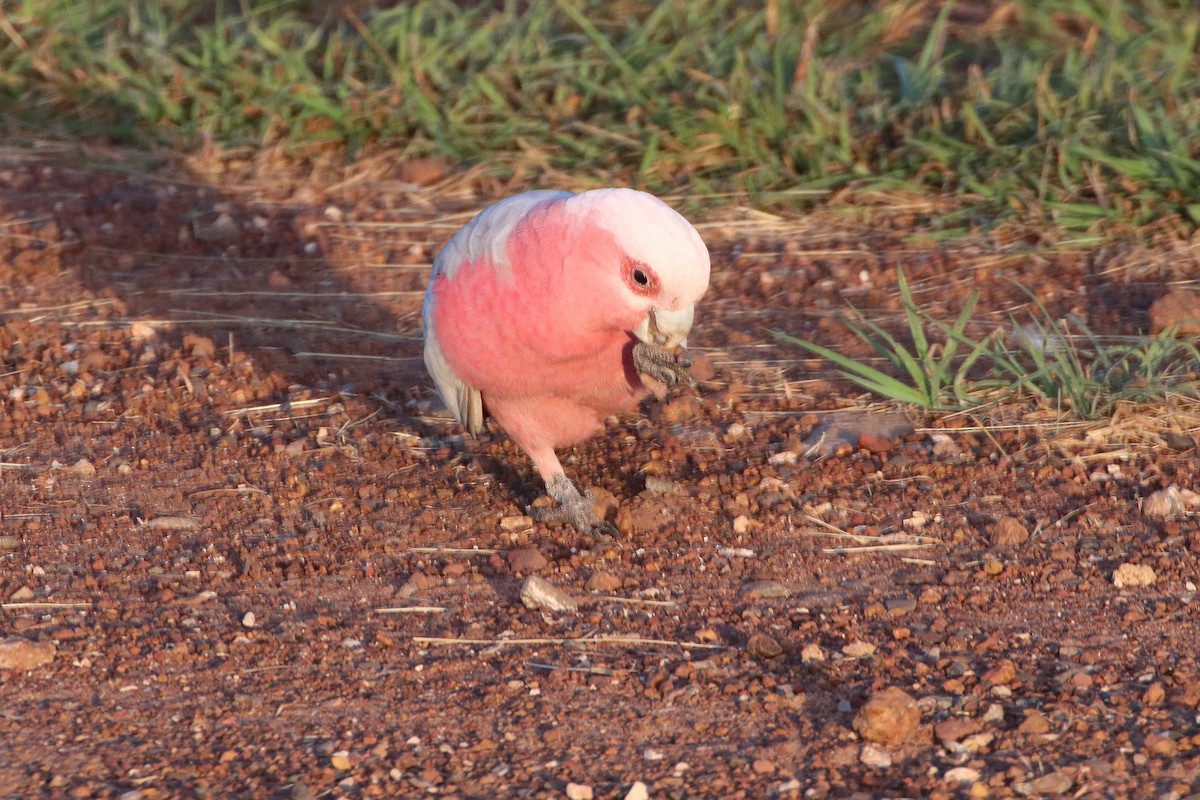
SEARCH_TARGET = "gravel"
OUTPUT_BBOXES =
[0,154,1198,797]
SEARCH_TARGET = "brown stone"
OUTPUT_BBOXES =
[0,637,56,670]
[585,571,622,592]
[990,517,1029,547]
[1018,709,1051,734]
[982,661,1017,686]
[746,633,783,659]
[506,546,548,573]
[934,717,982,743]
[853,686,924,745]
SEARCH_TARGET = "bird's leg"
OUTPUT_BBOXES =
[633,342,696,389]
[530,473,619,538]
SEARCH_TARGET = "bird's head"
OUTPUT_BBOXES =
[569,188,710,353]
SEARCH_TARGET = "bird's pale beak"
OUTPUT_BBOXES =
[633,306,694,353]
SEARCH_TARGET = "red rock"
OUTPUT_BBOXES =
[934,717,982,742]
[857,432,897,454]
[982,661,1017,686]
[1018,709,1051,734]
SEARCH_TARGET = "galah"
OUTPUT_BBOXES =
[422,188,710,535]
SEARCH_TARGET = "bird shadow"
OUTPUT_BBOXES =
[0,144,451,461]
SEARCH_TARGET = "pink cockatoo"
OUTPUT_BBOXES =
[422,188,710,535]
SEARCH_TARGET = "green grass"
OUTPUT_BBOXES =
[772,269,996,410]
[3,1,1200,228]
[774,270,1200,421]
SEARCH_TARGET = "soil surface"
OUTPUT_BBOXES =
[1,145,1199,800]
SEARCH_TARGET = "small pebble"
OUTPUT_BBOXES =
[740,580,790,599]
[930,433,961,459]
[499,515,533,532]
[241,612,256,628]
[800,643,826,663]
[990,516,1029,547]
[507,546,548,573]
[746,633,783,659]
[624,782,649,800]
[944,767,982,784]
[1014,770,1072,795]
[565,783,593,800]
[586,571,622,592]
[519,575,577,613]
[859,743,892,768]
[934,718,981,743]
[842,640,876,658]
[643,476,681,495]
[1018,709,1051,734]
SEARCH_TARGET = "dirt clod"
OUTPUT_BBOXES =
[1112,562,1157,588]
[991,516,1030,547]
[507,546,548,573]
[853,686,924,745]
[0,637,56,670]
[1149,287,1200,335]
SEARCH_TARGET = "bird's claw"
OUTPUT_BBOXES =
[633,342,696,389]
[535,474,619,538]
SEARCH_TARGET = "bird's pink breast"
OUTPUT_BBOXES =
[429,220,646,448]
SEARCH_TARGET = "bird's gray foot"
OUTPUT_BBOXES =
[531,473,619,538]
[633,342,696,389]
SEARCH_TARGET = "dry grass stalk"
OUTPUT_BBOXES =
[412,635,726,650]
[376,606,447,614]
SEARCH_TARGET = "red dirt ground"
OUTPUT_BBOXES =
[1,145,1198,799]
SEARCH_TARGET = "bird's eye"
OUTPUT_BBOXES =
[633,269,649,286]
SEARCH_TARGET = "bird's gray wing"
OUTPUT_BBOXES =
[421,290,484,435]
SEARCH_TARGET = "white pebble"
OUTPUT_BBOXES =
[859,743,892,767]
[944,766,982,784]
[624,782,649,800]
